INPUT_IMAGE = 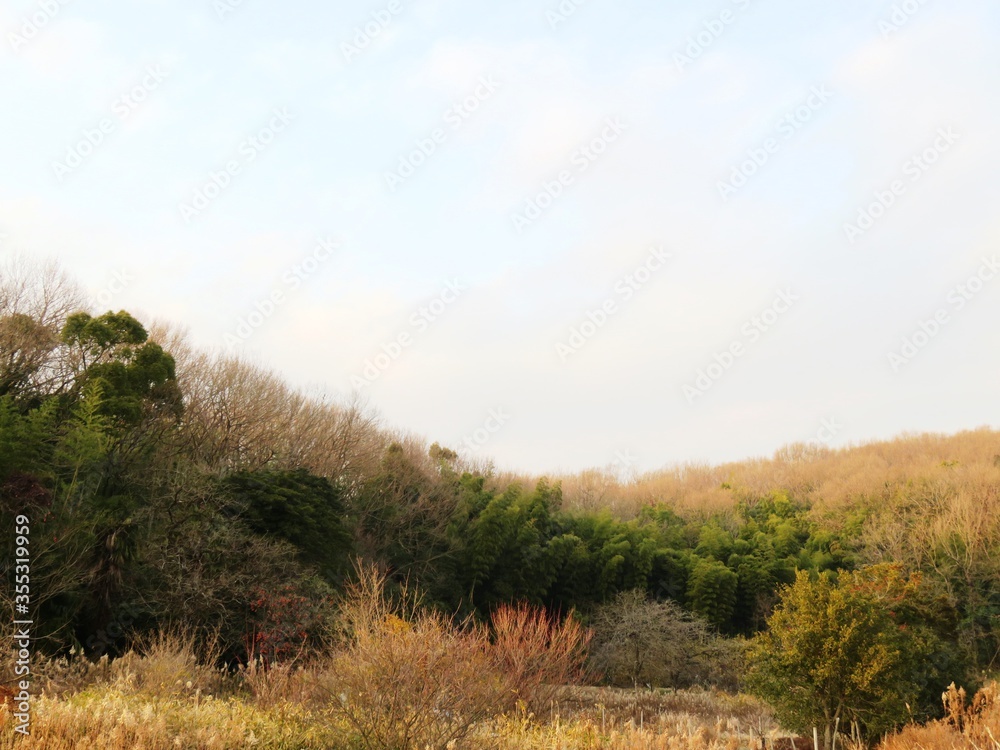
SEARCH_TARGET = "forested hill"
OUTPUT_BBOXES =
[555,427,1000,518]
[2,264,999,682]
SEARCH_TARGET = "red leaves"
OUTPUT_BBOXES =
[246,584,329,666]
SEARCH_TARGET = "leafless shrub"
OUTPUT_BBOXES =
[323,563,590,750]
[490,602,591,713]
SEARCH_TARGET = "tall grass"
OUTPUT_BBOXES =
[0,653,778,749]
[0,631,337,749]
[0,572,784,749]
[880,682,1000,750]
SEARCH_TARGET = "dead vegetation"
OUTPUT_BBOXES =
[0,567,779,749]
[879,682,1000,750]
[552,428,1000,519]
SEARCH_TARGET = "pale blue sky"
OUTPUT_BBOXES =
[2,0,998,474]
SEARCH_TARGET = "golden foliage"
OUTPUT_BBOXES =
[551,428,1000,519]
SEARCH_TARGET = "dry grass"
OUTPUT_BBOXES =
[880,682,1000,750]
[0,591,780,749]
[239,659,326,709]
[114,628,232,699]
[0,689,339,749]
[1,629,233,702]
[0,633,338,749]
[475,686,778,750]
[0,681,778,750]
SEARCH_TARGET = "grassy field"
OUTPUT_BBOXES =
[4,637,998,749]
[0,648,778,750]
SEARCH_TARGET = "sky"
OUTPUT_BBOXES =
[2,0,999,476]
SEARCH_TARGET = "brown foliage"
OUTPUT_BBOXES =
[169,345,390,493]
[549,428,1000,519]
[880,682,1000,750]
[0,256,85,398]
[324,564,590,750]
[491,602,592,713]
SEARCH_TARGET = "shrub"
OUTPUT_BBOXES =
[246,580,335,666]
[325,563,590,750]
[490,602,591,713]
[745,565,943,749]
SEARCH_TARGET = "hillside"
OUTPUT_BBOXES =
[2,265,999,748]
[557,428,1000,517]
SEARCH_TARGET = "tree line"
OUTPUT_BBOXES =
[2,261,998,747]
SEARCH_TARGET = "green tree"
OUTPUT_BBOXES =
[687,558,738,629]
[61,311,181,425]
[0,383,114,648]
[221,468,353,584]
[745,565,940,749]
[456,480,560,610]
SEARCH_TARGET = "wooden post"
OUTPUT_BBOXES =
[814,727,820,750]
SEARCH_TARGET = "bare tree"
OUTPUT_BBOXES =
[0,256,86,398]
[176,353,295,471]
[590,589,739,691]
